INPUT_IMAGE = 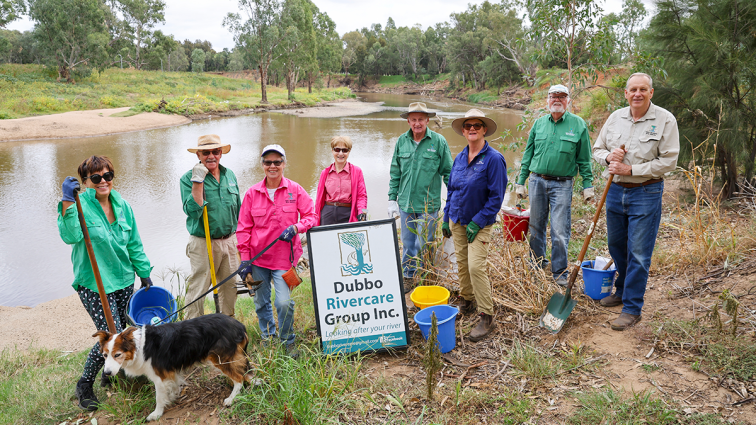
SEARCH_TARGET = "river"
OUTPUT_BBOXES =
[0,93,525,307]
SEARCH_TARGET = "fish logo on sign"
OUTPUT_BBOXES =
[338,230,373,276]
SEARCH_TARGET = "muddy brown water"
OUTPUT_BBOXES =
[0,93,525,307]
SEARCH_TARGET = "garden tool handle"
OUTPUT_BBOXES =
[202,204,221,314]
[74,189,116,333]
[602,259,614,271]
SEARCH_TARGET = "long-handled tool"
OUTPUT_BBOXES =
[539,146,623,333]
[74,189,116,333]
[201,205,221,314]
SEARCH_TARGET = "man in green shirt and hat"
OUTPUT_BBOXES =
[515,85,594,286]
[180,134,242,319]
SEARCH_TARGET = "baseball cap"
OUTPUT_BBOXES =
[548,84,569,95]
[261,144,286,159]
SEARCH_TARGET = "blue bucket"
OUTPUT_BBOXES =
[413,305,459,353]
[581,261,617,300]
[127,286,177,326]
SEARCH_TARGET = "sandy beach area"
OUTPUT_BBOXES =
[0,108,191,142]
[274,98,384,118]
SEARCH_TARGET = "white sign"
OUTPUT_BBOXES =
[307,219,409,354]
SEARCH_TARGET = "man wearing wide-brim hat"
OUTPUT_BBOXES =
[388,102,453,292]
[515,85,594,286]
[180,134,242,319]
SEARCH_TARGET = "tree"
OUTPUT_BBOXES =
[116,0,166,69]
[313,6,341,88]
[341,30,365,75]
[526,0,615,93]
[142,29,178,70]
[191,48,205,72]
[1,0,24,28]
[29,0,112,81]
[484,1,534,84]
[224,0,286,103]
[606,0,647,63]
[392,25,424,78]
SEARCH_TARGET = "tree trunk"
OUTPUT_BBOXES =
[259,64,268,103]
[58,65,71,82]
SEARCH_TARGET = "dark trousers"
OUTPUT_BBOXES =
[320,205,351,225]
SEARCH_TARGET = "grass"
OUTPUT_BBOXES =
[466,91,499,103]
[0,64,354,119]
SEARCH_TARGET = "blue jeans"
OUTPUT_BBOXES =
[252,266,296,345]
[528,174,573,280]
[399,210,438,278]
[606,181,663,315]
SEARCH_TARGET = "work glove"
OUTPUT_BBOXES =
[387,200,401,218]
[279,225,298,242]
[61,177,80,202]
[583,187,595,202]
[515,184,527,200]
[466,221,481,243]
[190,162,209,183]
[441,221,452,238]
[238,260,253,281]
[140,277,153,291]
[357,213,367,222]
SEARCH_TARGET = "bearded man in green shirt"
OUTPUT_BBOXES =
[515,85,594,286]
[180,134,242,319]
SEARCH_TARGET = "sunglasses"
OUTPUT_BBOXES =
[200,148,222,156]
[86,171,114,184]
[332,147,350,153]
[263,160,284,167]
[549,95,568,100]
[463,123,484,130]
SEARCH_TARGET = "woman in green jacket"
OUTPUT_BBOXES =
[58,155,153,411]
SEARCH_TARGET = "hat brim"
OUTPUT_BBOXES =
[451,116,498,137]
[400,111,436,119]
[187,143,231,154]
[261,148,286,158]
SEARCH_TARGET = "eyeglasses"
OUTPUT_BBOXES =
[85,171,114,184]
[333,147,350,153]
[463,123,484,130]
[200,148,222,156]
[263,160,284,167]
[549,95,568,100]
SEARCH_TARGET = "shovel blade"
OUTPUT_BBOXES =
[539,292,577,334]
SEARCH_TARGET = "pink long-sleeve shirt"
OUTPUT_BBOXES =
[237,177,317,270]
[315,162,368,224]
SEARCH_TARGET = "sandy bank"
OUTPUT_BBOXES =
[0,108,191,142]
[0,294,95,353]
[273,98,384,118]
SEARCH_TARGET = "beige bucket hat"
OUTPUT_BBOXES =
[187,134,231,154]
[400,102,437,118]
[451,109,498,137]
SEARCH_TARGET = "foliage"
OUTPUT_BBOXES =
[190,48,205,73]
[421,311,442,401]
[0,0,24,28]
[569,389,680,424]
[115,0,166,70]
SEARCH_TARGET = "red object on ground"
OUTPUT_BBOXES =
[500,211,529,241]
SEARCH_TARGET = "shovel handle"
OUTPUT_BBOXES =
[202,205,221,314]
[74,190,116,333]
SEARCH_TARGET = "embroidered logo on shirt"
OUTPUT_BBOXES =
[645,125,658,137]
[565,129,576,137]
[286,192,295,203]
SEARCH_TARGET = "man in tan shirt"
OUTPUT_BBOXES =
[592,73,680,330]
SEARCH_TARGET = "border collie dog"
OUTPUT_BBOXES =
[94,314,253,421]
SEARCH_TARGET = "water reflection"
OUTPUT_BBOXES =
[0,93,524,307]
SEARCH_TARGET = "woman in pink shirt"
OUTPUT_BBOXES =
[314,136,368,225]
[236,144,317,358]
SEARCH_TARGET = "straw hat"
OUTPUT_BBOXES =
[451,109,498,137]
[400,102,437,118]
[187,134,231,154]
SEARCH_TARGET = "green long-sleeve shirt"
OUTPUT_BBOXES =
[388,128,453,213]
[180,164,241,238]
[57,188,152,294]
[517,111,594,189]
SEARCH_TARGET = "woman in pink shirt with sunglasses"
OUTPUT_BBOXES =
[314,136,368,225]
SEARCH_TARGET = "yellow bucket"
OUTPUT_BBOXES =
[410,286,450,310]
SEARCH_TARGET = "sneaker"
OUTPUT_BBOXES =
[600,293,623,307]
[468,313,496,342]
[555,276,569,287]
[610,312,641,331]
[75,378,99,411]
[285,343,300,359]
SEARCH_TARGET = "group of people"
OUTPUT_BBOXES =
[57,72,679,412]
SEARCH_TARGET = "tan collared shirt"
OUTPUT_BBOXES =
[593,102,680,183]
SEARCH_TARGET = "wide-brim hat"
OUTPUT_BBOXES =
[400,102,436,119]
[187,134,231,154]
[451,109,498,137]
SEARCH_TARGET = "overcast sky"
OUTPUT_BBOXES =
[7,0,647,52]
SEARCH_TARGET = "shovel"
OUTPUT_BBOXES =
[539,149,622,333]
[202,205,221,314]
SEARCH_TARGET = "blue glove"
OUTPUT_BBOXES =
[279,225,297,242]
[238,260,254,282]
[61,177,80,202]
[140,277,153,290]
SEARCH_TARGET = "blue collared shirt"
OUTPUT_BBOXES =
[443,141,507,227]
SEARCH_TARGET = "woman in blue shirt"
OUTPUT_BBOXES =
[442,109,507,342]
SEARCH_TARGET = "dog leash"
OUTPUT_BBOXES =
[157,237,281,324]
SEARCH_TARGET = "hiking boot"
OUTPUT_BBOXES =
[452,297,476,316]
[468,313,496,342]
[75,378,99,411]
[600,293,623,307]
[285,343,300,359]
[100,372,115,388]
[610,313,641,331]
[402,276,415,294]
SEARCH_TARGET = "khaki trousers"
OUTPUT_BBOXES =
[450,221,494,315]
[185,234,240,319]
